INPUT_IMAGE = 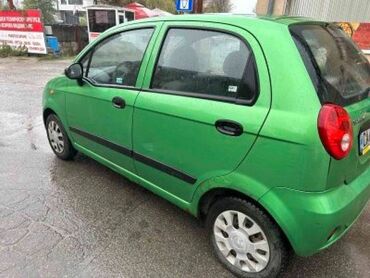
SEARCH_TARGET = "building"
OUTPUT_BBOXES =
[0,0,94,25]
[256,0,370,53]
[56,0,94,24]
[0,0,23,8]
[256,0,370,22]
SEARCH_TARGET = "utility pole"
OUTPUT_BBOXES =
[195,0,203,14]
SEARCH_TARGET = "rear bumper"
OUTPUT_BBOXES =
[259,167,370,256]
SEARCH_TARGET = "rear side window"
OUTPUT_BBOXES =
[151,28,258,103]
[290,24,370,106]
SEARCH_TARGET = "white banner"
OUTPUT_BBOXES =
[0,30,47,54]
[0,9,47,54]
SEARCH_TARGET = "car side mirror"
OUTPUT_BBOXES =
[65,63,83,80]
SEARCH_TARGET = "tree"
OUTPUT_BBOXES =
[22,0,55,24]
[7,0,16,9]
[97,0,176,14]
[204,0,233,13]
[141,0,176,13]
[0,1,7,9]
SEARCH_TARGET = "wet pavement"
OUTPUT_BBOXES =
[0,57,369,277]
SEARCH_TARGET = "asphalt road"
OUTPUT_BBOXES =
[0,57,369,278]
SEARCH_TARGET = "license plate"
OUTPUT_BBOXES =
[359,128,370,155]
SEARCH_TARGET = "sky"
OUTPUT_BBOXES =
[231,0,257,14]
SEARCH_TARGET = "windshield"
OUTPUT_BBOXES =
[290,24,370,106]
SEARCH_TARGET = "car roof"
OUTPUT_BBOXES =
[121,14,322,28]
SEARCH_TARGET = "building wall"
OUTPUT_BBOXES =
[57,0,94,11]
[287,0,370,22]
[256,0,370,22]
[0,0,94,12]
[256,0,287,15]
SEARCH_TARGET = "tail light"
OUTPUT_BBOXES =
[318,104,353,160]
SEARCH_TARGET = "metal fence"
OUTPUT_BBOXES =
[50,24,87,43]
[287,0,370,22]
[45,24,88,55]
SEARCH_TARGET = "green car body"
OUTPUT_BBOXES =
[43,14,370,262]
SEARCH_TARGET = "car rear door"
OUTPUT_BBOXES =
[65,24,159,173]
[132,21,271,202]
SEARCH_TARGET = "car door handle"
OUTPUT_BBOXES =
[215,120,243,136]
[112,97,126,109]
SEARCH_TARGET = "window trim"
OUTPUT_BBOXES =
[78,26,156,90]
[148,26,260,106]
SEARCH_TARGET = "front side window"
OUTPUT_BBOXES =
[84,28,153,86]
[151,28,258,102]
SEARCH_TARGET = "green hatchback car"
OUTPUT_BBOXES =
[43,15,370,277]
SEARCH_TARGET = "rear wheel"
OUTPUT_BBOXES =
[206,197,288,278]
[46,114,76,160]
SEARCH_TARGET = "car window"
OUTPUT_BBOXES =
[151,28,258,102]
[80,52,90,75]
[291,24,370,106]
[85,28,154,87]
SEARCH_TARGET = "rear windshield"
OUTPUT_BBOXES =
[290,24,370,106]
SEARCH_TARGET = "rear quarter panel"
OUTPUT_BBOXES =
[236,22,330,192]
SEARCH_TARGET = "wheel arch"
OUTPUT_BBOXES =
[43,105,73,142]
[43,108,56,126]
[197,187,253,221]
[193,185,293,252]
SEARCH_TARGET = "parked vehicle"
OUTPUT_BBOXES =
[43,15,370,278]
[86,5,135,42]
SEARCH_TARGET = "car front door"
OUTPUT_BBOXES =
[132,22,271,202]
[65,26,157,173]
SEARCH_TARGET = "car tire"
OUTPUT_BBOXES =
[206,197,289,278]
[46,114,77,160]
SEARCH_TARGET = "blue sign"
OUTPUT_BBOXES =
[176,0,194,12]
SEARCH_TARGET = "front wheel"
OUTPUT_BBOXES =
[206,197,289,278]
[46,114,77,160]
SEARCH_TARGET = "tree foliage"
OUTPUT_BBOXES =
[97,0,176,14]
[0,2,7,9]
[204,0,233,13]
[140,0,176,13]
[22,0,55,24]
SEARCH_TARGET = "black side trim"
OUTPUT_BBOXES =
[133,152,196,184]
[70,127,132,157]
[69,127,197,184]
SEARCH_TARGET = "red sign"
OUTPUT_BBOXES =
[337,22,370,53]
[352,23,370,52]
[0,9,47,54]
